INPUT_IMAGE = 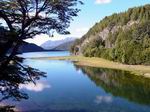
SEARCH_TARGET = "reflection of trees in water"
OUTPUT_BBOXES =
[76,65,150,105]
[0,57,46,111]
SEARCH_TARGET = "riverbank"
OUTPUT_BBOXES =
[31,56,150,78]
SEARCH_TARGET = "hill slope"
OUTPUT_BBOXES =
[19,43,44,53]
[52,40,75,51]
[71,4,150,65]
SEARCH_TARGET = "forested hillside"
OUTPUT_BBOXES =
[71,4,150,65]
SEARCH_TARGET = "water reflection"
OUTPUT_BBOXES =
[0,57,45,111]
[20,81,51,92]
[20,51,70,58]
[1,58,150,112]
[76,65,150,105]
[94,95,113,104]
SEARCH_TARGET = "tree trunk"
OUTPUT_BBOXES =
[0,40,14,59]
[0,41,21,67]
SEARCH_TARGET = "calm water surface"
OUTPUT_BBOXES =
[19,51,70,58]
[4,52,150,112]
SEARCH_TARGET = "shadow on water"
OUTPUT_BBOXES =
[75,65,150,106]
[0,57,45,111]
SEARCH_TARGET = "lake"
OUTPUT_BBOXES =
[3,52,150,112]
[19,51,70,58]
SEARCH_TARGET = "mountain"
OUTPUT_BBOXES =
[18,37,76,53]
[52,40,75,51]
[71,4,150,65]
[19,43,44,53]
[41,37,76,51]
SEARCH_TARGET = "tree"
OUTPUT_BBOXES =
[0,1,82,111]
[0,0,83,65]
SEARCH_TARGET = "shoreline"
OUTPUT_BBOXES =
[30,56,150,78]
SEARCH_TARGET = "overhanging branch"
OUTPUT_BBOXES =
[0,10,14,31]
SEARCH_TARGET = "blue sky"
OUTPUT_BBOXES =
[27,0,150,45]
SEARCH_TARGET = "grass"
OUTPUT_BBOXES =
[30,56,150,78]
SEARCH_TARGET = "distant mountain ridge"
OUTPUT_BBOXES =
[19,37,76,53]
[41,37,76,50]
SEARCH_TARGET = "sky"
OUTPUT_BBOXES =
[26,0,150,45]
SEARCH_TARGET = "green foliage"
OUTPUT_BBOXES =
[82,22,150,65]
[70,39,81,53]
[84,4,150,38]
[72,4,150,65]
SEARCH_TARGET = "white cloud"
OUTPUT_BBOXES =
[25,27,89,45]
[25,34,51,46]
[75,27,89,33]
[73,27,89,37]
[25,34,64,46]
[95,0,112,4]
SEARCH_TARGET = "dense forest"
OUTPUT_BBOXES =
[71,4,150,65]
